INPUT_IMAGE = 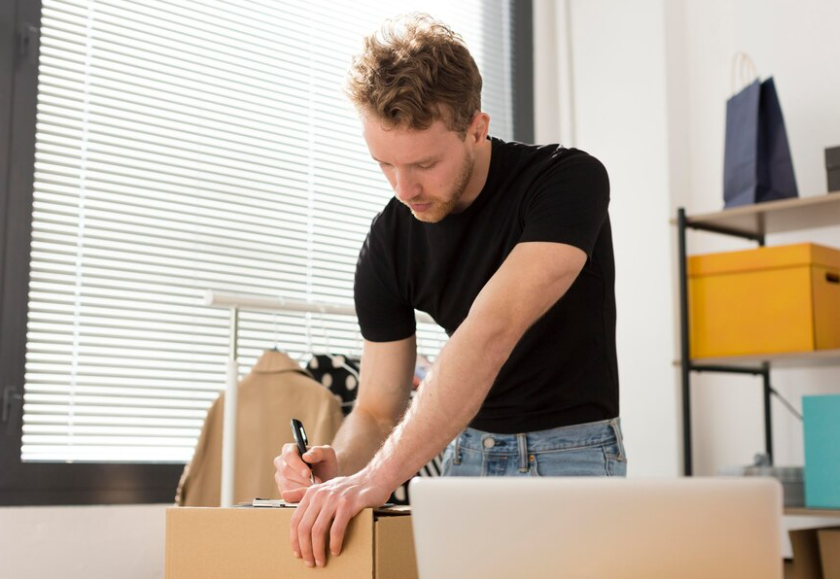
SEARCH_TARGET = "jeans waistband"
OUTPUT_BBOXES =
[454,417,624,455]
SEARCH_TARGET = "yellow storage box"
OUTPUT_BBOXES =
[688,243,840,359]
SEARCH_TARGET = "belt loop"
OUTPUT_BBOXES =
[453,432,462,465]
[517,433,528,473]
[609,418,626,461]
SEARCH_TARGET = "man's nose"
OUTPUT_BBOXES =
[393,169,420,201]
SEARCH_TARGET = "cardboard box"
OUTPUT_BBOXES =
[819,529,840,579]
[788,528,824,579]
[789,527,840,579]
[804,395,840,509]
[165,505,417,578]
[688,243,840,358]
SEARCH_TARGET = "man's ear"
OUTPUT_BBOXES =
[470,112,490,145]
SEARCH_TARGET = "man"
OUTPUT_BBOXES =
[274,14,624,569]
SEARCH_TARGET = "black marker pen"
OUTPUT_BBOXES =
[290,418,315,485]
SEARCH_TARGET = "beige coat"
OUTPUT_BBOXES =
[175,350,344,506]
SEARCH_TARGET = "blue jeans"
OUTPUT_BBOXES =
[441,418,627,477]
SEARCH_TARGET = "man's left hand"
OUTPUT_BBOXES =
[289,469,393,568]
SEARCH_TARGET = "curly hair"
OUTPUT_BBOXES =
[346,13,483,137]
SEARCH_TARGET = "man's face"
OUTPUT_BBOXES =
[362,115,475,223]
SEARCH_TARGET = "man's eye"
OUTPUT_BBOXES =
[418,163,436,170]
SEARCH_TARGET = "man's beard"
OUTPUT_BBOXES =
[409,152,475,223]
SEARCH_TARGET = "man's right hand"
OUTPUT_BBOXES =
[274,443,339,503]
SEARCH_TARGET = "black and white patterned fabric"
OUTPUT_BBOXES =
[306,354,359,417]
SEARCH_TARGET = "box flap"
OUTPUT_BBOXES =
[373,505,411,517]
[688,243,840,277]
[788,528,824,579]
[818,528,840,579]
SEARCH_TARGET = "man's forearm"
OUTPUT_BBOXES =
[361,312,519,490]
[331,405,397,476]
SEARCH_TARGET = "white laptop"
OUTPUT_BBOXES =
[409,477,782,579]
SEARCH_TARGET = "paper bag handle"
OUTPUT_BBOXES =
[731,52,758,94]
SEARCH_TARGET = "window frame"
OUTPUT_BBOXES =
[0,0,534,506]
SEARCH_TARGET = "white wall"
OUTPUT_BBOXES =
[536,0,840,478]
[534,0,840,555]
[677,0,840,475]
[535,0,682,477]
[0,505,167,579]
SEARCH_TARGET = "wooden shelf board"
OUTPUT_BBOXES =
[784,507,840,518]
[681,349,840,369]
[673,193,840,237]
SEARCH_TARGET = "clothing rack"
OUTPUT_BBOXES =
[203,290,434,507]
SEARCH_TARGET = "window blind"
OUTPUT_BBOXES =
[24,0,516,463]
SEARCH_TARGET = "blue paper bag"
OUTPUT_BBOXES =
[723,77,798,208]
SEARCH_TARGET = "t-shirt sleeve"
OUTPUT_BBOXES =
[353,221,416,343]
[518,151,610,258]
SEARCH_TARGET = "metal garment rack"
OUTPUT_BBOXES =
[676,208,773,476]
[203,290,435,507]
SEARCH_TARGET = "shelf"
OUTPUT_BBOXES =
[672,193,840,237]
[675,199,840,477]
[688,349,840,370]
[784,507,840,518]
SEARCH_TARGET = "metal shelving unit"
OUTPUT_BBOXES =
[675,193,840,478]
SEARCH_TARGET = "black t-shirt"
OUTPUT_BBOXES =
[354,137,618,433]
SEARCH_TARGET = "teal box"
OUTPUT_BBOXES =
[803,395,840,509]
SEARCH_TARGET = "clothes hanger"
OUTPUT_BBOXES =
[300,309,329,369]
[269,310,280,353]
[309,310,361,410]
[293,310,317,367]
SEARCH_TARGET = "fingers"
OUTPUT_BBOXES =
[274,464,310,497]
[300,446,321,465]
[329,501,353,556]
[281,443,309,473]
[281,488,306,504]
[287,474,377,568]
[274,445,315,494]
[290,487,346,568]
[310,506,336,567]
[302,445,339,482]
[292,489,321,567]
[301,446,333,469]
[289,488,313,559]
